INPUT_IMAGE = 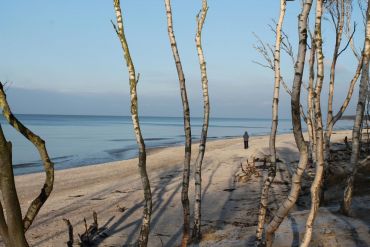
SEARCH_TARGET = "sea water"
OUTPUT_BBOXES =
[0,114,353,175]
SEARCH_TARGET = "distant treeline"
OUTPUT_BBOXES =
[341,115,370,120]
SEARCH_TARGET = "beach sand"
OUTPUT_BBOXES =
[11,130,370,246]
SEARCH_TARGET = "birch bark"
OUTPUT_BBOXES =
[325,0,345,161]
[255,1,286,245]
[112,1,152,245]
[164,1,192,245]
[341,0,370,216]
[307,35,317,164]
[301,1,326,245]
[265,1,312,246]
[192,0,209,243]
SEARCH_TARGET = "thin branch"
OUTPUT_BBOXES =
[345,22,361,61]
[111,20,120,37]
[252,60,274,70]
[338,22,356,57]
[281,29,296,66]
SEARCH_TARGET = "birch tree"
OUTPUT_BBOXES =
[301,0,326,245]
[252,30,309,126]
[0,83,54,247]
[324,0,362,162]
[192,0,209,243]
[255,1,286,245]
[163,1,192,245]
[324,0,347,161]
[341,0,370,216]
[264,1,313,246]
[112,1,152,246]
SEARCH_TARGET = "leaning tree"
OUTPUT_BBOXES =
[0,83,54,246]
[264,1,313,246]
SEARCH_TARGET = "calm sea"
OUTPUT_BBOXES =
[0,114,353,175]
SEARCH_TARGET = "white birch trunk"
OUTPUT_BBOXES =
[324,0,345,161]
[112,1,152,246]
[164,1,192,245]
[301,1,326,245]
[265,1,313,246]
[192,0,209,243]
[255,1,286,245]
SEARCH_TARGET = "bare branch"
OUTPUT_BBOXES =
[338,22,356,57]
[281,29,296,65]
[252,60,274,70]
[252,32,275,70]
[110,20,119,36]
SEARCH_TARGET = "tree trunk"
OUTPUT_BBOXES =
[301,1,325,245]
[163,1,192,246]
[0,201,11,246]
[307,35,316,165]
[264,1,312,246]
[0,84,54,232]
[324,0,345,162]
[341,0,370,216]
[322,46,363,204]
[0,82,54,246]
[112,1,152,246]
[255,1,286,245]
[322,0,359,204]
[0,126,29,247]
[192,0,209,243]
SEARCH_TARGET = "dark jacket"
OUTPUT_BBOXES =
[243,131,249,141]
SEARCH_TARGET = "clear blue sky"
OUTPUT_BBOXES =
[0,1,363,118]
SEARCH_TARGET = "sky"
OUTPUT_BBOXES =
[0,0,364,118]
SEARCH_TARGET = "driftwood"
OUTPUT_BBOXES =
[79,212,99,245]
[235,158,262,183]
[63,219,74,247]
[63,211,108,246]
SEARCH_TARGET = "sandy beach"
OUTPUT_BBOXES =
[13,130,370,246]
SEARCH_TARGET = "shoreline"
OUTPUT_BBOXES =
[15,133,245,179]
[15,127,353,177]
[13,133,262,176]
[10,113,354,176]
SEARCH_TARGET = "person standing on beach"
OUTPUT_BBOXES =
[243,131,249,149]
